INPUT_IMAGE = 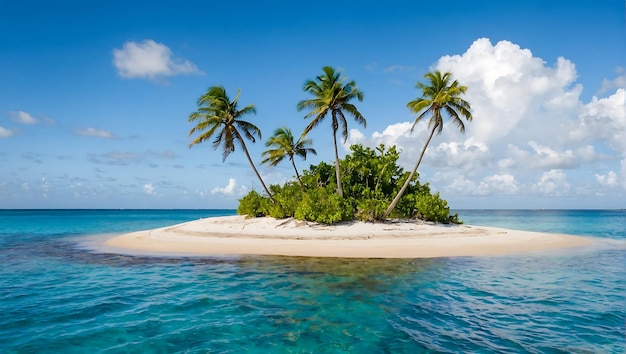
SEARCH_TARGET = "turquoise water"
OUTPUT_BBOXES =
[0,210,624,353]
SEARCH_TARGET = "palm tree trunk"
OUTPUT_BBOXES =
[239,138,275,203]
[382,124,437,219]
[332,128,344,197]
[290,157,303,186]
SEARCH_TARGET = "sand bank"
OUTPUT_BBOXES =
[104,216,594,258]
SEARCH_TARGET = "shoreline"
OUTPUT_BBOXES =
[104,215,594,258]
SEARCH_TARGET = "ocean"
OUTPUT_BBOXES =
[0,209,624,353]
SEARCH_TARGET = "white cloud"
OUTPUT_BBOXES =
[113,39,202,80]
[348,122,417,166]
[76,127,114,139]
[476,174,520,196]
[532,170,571,196]
[435,173,477,196]
[9,110,38,124]
[211,178,247,196]
[0,126,13,138]
[595,171,617,187]
[600,66,626,93]
[143,183,156,196]
[436,38,581,145]
[427,139,490,169]
[506,142,600,170]
[348,38,625,202]
[41,176,51,197]
[569,89,626,156]
[21,182,30,190]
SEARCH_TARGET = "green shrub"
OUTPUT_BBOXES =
[267,182,301,219]
[237,190,267,217]
[415,192,451,223]
[237,144,461,224]
[294,186,353,224]
[354,188,388,222]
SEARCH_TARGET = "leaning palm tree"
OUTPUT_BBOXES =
[297,66,365,197]
[383,71,472,219]
[261,127,317,185]
[188,86,274,202]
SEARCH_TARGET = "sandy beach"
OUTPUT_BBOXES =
[105,215,593,258]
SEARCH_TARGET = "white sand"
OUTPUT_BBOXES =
[104,215,594,258]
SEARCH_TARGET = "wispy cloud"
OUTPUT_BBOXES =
[382,65,415,73]
[0,126,13,138]
[88,150,179,166]
[599,66,626,94]
[89,151,139,166]
[9,110,38,124]
[7,111,55,125]
[75,127,115,139]
[112,39,203,80]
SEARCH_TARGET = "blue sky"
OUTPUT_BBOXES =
[1,0,625,209]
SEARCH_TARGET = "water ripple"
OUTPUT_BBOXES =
[0,231,624,352]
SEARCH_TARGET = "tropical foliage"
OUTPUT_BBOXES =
[188,86,275,202]
[190,69,471,225]
[383,71,472,218]
[297,66,366,198]
[261,127,316,185]
[238,144,461,224]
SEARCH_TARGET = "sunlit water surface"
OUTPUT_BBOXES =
[0,209,624,353]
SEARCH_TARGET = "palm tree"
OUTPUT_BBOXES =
[297,66,366,197]
[261,127,317,185]
[382,71,472,219]
[188,86,274,202]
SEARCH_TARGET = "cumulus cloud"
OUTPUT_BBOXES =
[76,127,115,139]
[595,171,618,187]
[506,142,600,170]
[348,37,625,202]
[476,174,520,196]
[568,88,626,155]
[143,183,156,196]
[112,39,202,80]
[211,178,247,196]
[0,126,13,138]
[532,170,571,196]
[436,38,581,145]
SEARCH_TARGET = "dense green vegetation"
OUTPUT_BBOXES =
[188,67,471,225]
[238,144,461,224]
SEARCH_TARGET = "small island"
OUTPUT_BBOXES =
[106,68,593,258]
[105,215,592,258]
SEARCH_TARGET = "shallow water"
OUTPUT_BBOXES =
[0,209,624,353]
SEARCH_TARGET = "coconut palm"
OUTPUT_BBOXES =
[261,127,317,185]
[188,86,274,202]
[297,66,365,197]
[383,71,472,219]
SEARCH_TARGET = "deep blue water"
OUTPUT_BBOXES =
[0,209,624,353]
